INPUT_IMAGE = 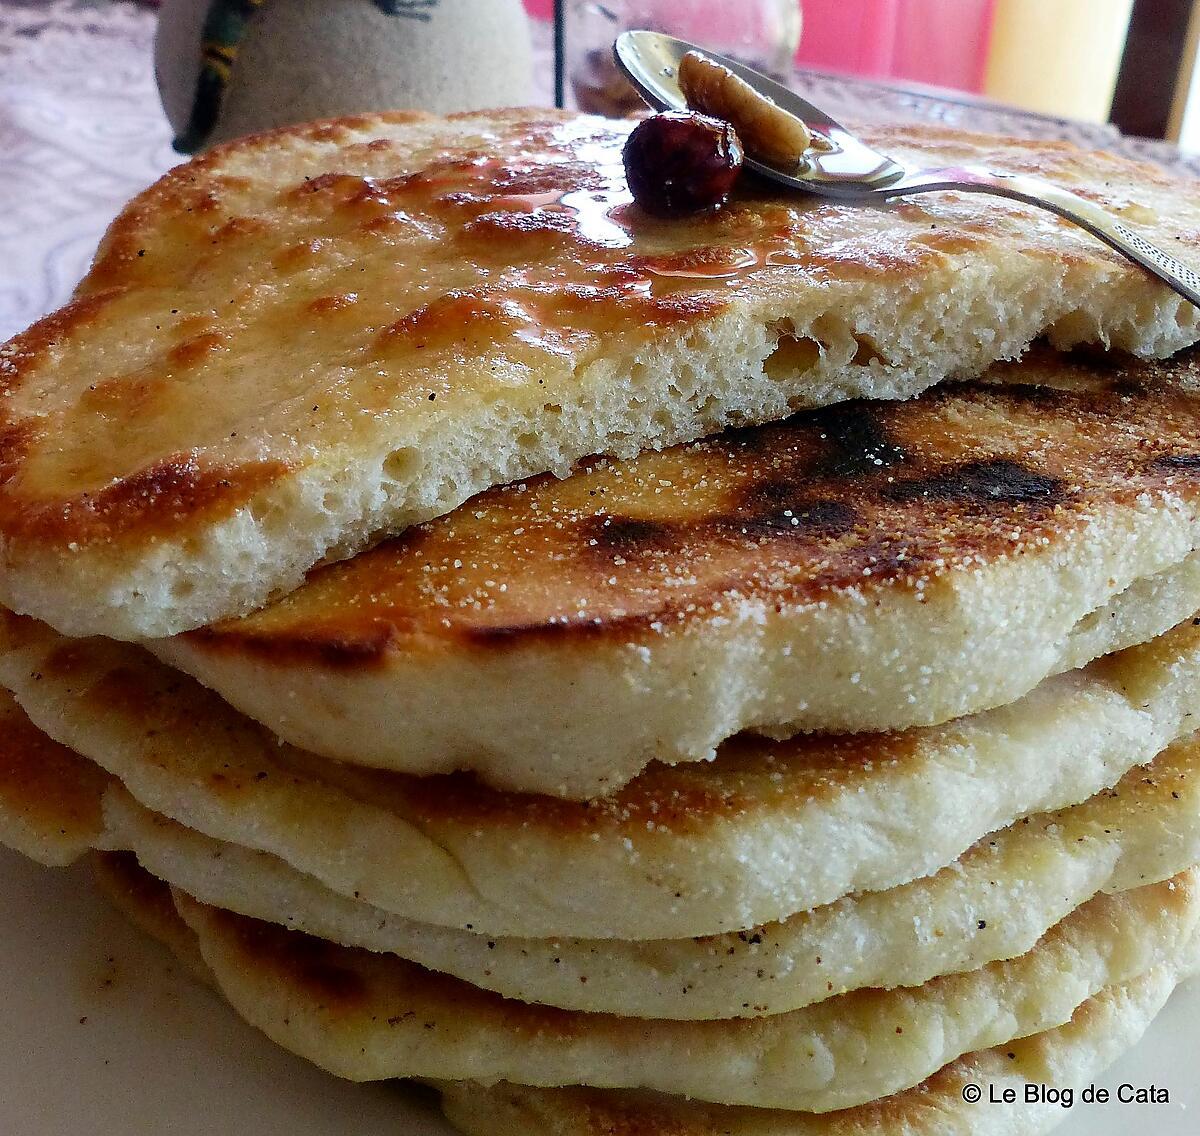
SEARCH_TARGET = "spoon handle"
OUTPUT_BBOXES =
[886,166,1200,309]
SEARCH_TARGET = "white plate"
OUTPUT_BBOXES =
[0,848,1194,1136]
[0,850,451,1135]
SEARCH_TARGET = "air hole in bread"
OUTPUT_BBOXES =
[764,334,822,381]
[852,333,885,367]
[381,447,419,484]
[248,502,290,539]
[651,409,674,432]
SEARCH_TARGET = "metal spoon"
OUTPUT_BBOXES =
[614,30,1200,308]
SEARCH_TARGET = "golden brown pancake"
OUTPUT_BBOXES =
[4,679,1200,1022]
[161,876,1197,1111]
[157,350,1200,796]
[7,610,1200,939]
[95,732,1200,1020]
[91,852,1198,1136]
[436,966,1190,1135]
[3,112,1200,640]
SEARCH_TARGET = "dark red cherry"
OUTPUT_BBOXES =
[622,111,744,218]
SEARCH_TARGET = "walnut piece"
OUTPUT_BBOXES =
[678,50,812,166]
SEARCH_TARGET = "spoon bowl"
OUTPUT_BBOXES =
[614,29,902,190]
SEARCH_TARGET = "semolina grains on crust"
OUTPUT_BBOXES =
[3,112,1200,640]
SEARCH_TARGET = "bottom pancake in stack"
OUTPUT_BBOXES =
[2,611,1200,1134]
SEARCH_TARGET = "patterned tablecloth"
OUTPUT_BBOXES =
[3,0,1199,342]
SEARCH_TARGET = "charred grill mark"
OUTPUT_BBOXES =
[724,483,858,540]
[1150,454,1200,472]
[732,503,857,540]
[589,515,679,552]
[465,619,601,644]
[806,403,909,479]
[884,459,1064,506]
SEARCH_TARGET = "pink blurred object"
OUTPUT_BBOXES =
[523,1,998,96]
[795,0,996,92]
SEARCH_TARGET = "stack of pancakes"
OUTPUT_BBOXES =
[4,108,1200,1135]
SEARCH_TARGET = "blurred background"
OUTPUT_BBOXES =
[10,1,1195,138]
[539,0,1193,141]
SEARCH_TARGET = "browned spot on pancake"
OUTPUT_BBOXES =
[79,372,173,417]
[210,216,268,243]
[385,729,922,832]
[188,619,405,669]
[84,172,260,291]
[883,459,1064,506]
[82,665,188,733]
[0,453,289,546]
[270,238,327,271]
[0,421,37,486]
[0,695,109,835]
[379,292,539,353]
[215,909,369,1008]
[510,1086,709,1136]
[93,851,185,932]
[911,227,992,256]
[290,172,391,210]
[174,312,219,339]
[355,214,405,237]
[307,293,359,317]
[166,332,228,369]
[308,123,357,145]
[490,160,605,197]
[463,208,588,246]
[0,290,123,394]
[204,904,606,1041]
[42,640,103,680]
[554,281,727,328]
[631,245,761,278]
[0,608,43,652]
[798,241,949,284]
